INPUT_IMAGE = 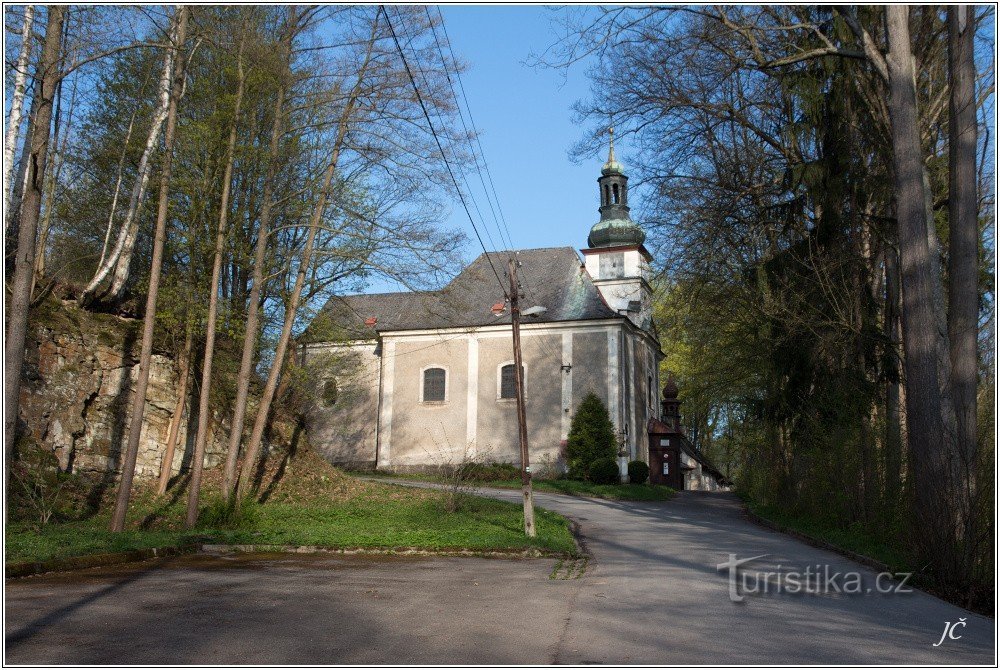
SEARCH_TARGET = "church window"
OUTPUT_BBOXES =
[422,367,447,403]
[612,183,620,204]
[498,363,524,400]
[603,184,610,206]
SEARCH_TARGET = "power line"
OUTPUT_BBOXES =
[393,6,503,257]
[436,7,516,252]
[379,4,507,297]
[421,11,563,362]
[426,6,514,252]
[421,8,553,350]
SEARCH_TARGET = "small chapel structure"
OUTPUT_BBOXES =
[302,134,727,489]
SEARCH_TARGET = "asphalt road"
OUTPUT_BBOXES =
[5,488,994,664]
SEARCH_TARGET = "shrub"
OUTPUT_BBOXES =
[588,457,620,485]
[9,439,84,526]
[454,461,520,482]
[628,460,649,485]
[566,392,618,480]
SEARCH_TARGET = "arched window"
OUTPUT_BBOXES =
[421,367,447,403]
[603,184,610,206]
[500,364,517,399]
[498,362,526,400]
[612,183,620,204]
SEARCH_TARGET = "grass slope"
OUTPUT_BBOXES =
[6,446,576,565]
[746,500,913,572]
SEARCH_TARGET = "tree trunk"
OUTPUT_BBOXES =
[4,5,34,234]
[222,8,297,500]
[884,5,954,571]
[80,14,178,306]
[5,81,37,270]
[236,154,334,500]
[34,65,77,290]
[4,5,65,506]
[947,4,978,478]
[157,318,194,495]
[236,21,377,499]
[186,36,246,527]
[883,227,903,509]
[109,7,189,532]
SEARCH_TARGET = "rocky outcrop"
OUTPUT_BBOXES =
[19,299,227,480]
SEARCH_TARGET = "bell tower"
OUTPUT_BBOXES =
[660,372,682,432]
[582,128,653,331]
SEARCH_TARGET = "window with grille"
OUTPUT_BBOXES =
[500,364,517,399]
[422,367,447,402]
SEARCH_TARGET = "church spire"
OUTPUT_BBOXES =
[588,128,644,248]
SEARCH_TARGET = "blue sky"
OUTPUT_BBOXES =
[387,5,610,289]
[440,5,604,252]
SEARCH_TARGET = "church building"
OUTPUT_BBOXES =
[303,138,669,477]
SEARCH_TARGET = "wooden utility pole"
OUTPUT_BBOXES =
[508,258,536,538]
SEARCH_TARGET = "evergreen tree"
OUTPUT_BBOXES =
[565,392,617,480]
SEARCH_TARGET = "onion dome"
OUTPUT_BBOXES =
[588,127,646,249]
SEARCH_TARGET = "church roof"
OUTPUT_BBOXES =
[307,247,621,340]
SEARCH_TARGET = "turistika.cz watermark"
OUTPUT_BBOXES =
[716,553,914,603]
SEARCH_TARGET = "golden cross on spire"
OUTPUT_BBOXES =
[607,126,616,163]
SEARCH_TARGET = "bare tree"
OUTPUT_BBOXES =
[4,5,65,504]
[110,6,189,532]
[222,6,299,501]
[186,27,247,527]
[237,18,379,499]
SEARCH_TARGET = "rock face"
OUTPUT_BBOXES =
[19,300,227,481]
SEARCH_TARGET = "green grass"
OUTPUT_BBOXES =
[747,501,914,573]
[495,479,676,501]
[6,484,577,565]
[368,471,676,502]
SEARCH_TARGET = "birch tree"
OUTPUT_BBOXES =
[4,5,34,233]
[79,12,178,306]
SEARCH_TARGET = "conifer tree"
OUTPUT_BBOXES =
[565,393,617,480]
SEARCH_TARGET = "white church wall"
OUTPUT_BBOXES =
[301,341,382,469]
[303,318,661,477]
[385,335,470,468]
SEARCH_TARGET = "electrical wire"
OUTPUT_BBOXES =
[380,4,507,297]
[426,6,514,252]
